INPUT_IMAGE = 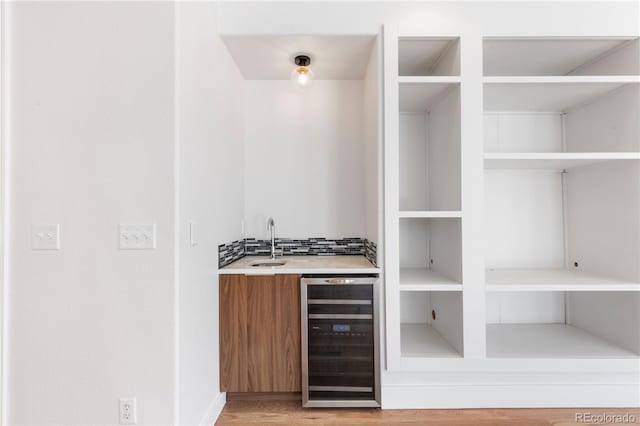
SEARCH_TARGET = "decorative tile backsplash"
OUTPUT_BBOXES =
[365,239,377,267]
[245,237,365,256]
[218,239,245,268]
[218,237,378,268]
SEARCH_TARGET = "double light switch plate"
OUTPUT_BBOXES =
[31,224,61,250]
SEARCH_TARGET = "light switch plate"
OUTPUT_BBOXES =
[119,224,156,250]
[189,222,197,246]
[31,224,60,250]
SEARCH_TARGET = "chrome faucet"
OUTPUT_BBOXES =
[266,217,279,259]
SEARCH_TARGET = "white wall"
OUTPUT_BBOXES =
[569,292,640,354]
[176,2,244,425]
[486,292,565,324]
[219,2,640,36]
[6,2,175,424]
[484,113,563,153]
[243,80,365,239]
[566,85,640,152]
[363,39,380,245]
[484,170,565,269]
[399,113,429,211]
[428,86,461,211]
[566,161,640,282]
[0,1,5,421]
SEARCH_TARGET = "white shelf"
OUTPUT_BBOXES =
[400,268,462,291]
[486,268,640,292]
[399,81,459,112]
[487,323,638,358]
[399,210,462,218]
[399,76,461,84]
[484,152,640,170]
[401,323,462,358]
[484,80,636,112]
[484,76,640,84]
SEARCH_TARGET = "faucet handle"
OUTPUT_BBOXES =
[274,248,284,257]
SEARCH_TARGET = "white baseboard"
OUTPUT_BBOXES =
[194,384,637,419]
[382,383,640,409]
[199,392,226,426]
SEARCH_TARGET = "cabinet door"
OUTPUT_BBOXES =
[219,274,301,392]
[219,274,248,392]
[246,275,275,391]
[271,274,301,391]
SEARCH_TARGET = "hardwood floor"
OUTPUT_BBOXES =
[216,400,639,425]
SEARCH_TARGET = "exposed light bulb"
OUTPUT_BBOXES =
[291,66,314,87]
[291,55,314,87]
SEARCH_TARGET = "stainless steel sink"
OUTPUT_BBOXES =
[249,259,287,267]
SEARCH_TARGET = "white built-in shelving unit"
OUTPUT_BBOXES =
[385,32,640,370]
[386,34,465,364]
[484,37,640,359]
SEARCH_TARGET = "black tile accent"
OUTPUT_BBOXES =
[365,239,377,267]
[218,239,245,268]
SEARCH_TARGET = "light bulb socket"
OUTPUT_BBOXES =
[294,55,311,67]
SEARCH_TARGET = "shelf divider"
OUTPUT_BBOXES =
[485,268,640,292]
[399,211,462,218]
[483,76,640,84]
[484,152,640,170]
[400,267,462,291]
[399,76,461,84]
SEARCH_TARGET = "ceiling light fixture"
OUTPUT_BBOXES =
[291,54,314,87]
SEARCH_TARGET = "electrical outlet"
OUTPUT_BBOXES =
[119,397,137,425]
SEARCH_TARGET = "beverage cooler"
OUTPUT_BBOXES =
[301,276,381,408]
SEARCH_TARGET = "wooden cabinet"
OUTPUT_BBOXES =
[219,274,301,392]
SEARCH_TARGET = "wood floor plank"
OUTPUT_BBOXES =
[216,400,640,425]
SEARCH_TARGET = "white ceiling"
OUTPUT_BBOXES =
[221,35,376,80]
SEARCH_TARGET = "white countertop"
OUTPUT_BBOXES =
[219,255,380,275]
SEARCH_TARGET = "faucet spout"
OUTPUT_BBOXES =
[267,217,277,259]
